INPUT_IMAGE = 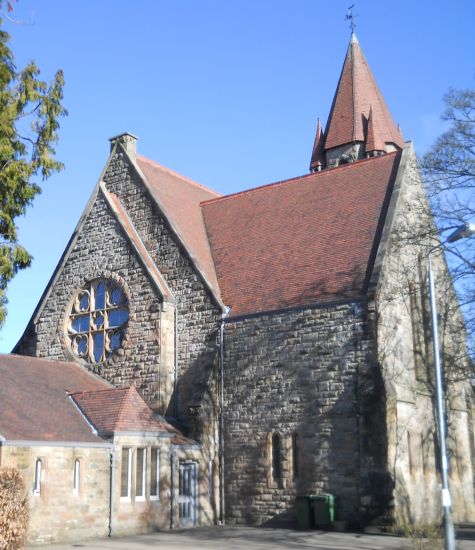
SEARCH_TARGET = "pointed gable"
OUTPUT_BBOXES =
[323,34,403,152]
[135,155,223,306]
[71,386,171,434]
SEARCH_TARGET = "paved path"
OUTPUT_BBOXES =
[27,525,475,549]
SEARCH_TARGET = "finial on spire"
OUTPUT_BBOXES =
[345,4,358,34]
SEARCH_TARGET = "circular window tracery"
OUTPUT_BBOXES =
[68,279,129,363]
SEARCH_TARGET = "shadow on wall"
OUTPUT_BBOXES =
[220,273,392,529]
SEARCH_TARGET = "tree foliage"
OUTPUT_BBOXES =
[0,4,66,326]
[421,88,475,355]
[0,467,29,548]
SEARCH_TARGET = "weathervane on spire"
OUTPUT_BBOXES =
[345,4,358,33]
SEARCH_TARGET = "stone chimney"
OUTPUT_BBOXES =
[109,132,138,158]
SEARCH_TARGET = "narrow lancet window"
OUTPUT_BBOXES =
[272,433,282,481]
[33,459,42,496]
[73,459,80,495]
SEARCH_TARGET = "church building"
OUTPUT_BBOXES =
[3,33,474,543]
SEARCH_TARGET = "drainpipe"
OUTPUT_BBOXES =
[174,306,178,419]
[108,450,114,537]
[218,306,231,525]
[170,448,175,529]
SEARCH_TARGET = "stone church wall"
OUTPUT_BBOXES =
[15,192,165,407]
[101,149,222,423]
[222,301,383,527]
[375,145,475,524]
[16,147,221,426]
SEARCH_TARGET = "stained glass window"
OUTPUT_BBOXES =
[68,279,128,364]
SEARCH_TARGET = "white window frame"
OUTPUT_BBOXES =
[135,447,146,501]
[73,458,80,496]
[150,448,160,501]
[33,458,42,496]
[120,448,132,502]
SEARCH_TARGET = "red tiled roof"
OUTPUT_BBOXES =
[0,354,110,443]
[202,152,401,318]
[71,386,174,434]
[136,156,222,302]
[71,386,194,444]
[324,34,403,151]
[366,105,386,153]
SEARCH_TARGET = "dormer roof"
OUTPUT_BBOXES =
[365,105,386,154]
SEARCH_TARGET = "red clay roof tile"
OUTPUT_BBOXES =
[323,34,403,151]
[0,354,110,443]
[71,386,171,434]
[202,152,401,317]
[135,156,222,304]
[310,117,325,171]
[365,105,386,153]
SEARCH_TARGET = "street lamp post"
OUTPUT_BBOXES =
[428,222,475,550]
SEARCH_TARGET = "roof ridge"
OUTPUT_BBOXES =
[201,152,398,206]
[69,386,128,397]
[115,386,136,430]
[4,353,75,367]
[136,154,221,196]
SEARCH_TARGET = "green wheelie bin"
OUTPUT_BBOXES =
[309,493,335,529]
[295,496,312,530]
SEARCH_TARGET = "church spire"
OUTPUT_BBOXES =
[310,33,404,170]
[309,117,324,172]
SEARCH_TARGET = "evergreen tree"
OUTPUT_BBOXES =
[0,3,66,326]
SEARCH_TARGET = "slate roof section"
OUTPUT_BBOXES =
[202,152,401,318]
[135,155,222,305]
[0,354,110,443]
[323,34,403,151]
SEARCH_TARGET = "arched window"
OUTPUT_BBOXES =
[292,433,299,480]
[33,459,42,495]
[68,278,129,364]
[272,433,282,481]
[73,459,80,495]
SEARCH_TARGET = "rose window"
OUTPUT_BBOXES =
[68,279,128,363]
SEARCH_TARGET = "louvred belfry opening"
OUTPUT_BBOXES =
[310,33,403,171]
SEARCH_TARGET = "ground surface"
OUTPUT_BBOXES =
[26,525,475,549]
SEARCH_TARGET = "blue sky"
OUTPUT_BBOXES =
[1,0,474,351]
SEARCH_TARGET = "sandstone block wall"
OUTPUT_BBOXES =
[16,148,221,424]
[15,190,165,408]
[222,302,379,526]
[376,146,475,524]
[94,150,221,422]
[1,444,111,544]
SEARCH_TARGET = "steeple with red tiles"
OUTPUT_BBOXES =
[309,117,325,172]
[310,33,403,172]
